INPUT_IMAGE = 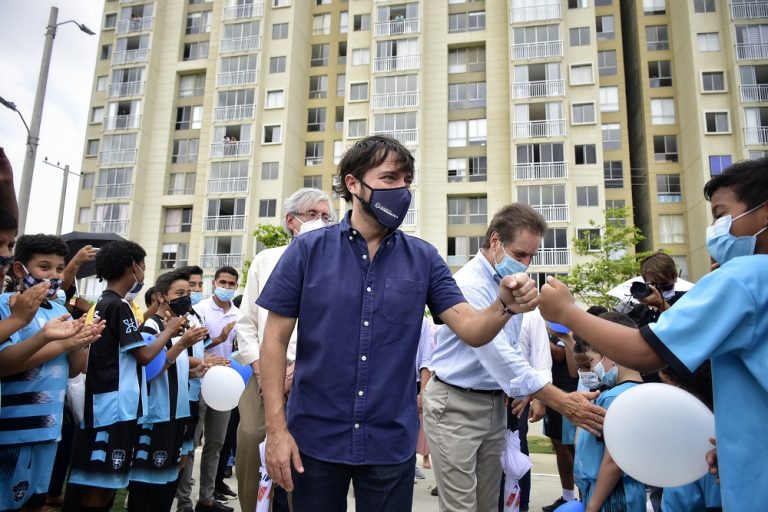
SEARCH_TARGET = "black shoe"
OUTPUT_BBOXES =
[180,508,194,512]
[430,486,438,496]
[215,482,237,498]
[542,497,567,511]
[195,500,233,512]
[222,466,233,478]
[212,492,229,503]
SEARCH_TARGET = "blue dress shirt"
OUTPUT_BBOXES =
[256,212,465,465]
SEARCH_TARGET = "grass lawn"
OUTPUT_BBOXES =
[110,488,128,511]
[527,435,555,455]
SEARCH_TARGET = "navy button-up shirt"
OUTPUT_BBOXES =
[256,212,465,465]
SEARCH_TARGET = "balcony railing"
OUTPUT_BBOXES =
[740,84,768,102]
[207,177,249,194]
[402,208,416,227]
[374,18,421,37]
[731,1,768,19]
[99,149,137,165]
[514,161,568,180]
[217,70,258,87]
[512,79,564,99]
[108,81,144,97]
[94,184,133,200]
[220,35,261,53]
[513,119,566,138]
[531,249,571,267]
[647,40,670,51]
[112,48,149,65]
[116,16,153,34]
[372,91,420,110]
[512,41,563,60]
[736,43,768,60]
[203,215,246,231]
[103,115,141,131]
[532,204,569,223]
[200,253,244,269]
[223,2,264,20]
[91,219,129,234]
[210,141,252,158]
[744,126,768,144]
[305,156,324,166]
[374,55,420,73]
[372,128,418,146]
[509,3,561,24]
[213,104,254,121]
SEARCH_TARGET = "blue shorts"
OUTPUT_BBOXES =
[68,420,138,490]
[0,441,57,510]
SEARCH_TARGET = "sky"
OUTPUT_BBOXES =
[0,1,103,234]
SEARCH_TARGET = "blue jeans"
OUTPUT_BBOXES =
[291,452,415,512]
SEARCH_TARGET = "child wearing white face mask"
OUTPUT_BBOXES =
[573,312,646,512]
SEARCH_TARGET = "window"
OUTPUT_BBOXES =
[577,186,599,207]
[312,13,331,35]
[100,44,112,60]
[338,42,347,64]
[348,119,367,138]
[653,135,678,162]
[449,11,486,32]
[104,13,117,29]
[598,50,617,76]
[448,81,487,109]
[599,86,620,112]
[697,32,720,52]
[81,173,95,189]
[90,107,104,124]
[572,103,596,125]
[448,119,487,146]
[643,0,666,15]
[263,124,282,144]
[448,157,487,183]
[179,74,205,97]
[269,56,286,73]
[258,199,277,217]
[709,155,733,175]
[334,140,345,165]
[649,61,672,87]
[183,41,209,60]
[175,106,203,130]
[705,111,730,133]
[172,138,199,163]
[309,75,328,99]
[575,144,597,165]
[168,172,196,195]
[272,23,288,40]
[447,236,484,266]
[596,15,615,40]
[160,243,189,270]
[307,107,326,132]
[96,75,108,92]
[350,82,368,101]
[749,150,768,159]
[570,27,590,46]
[702,71,725,92]
[657,174,682,202]
[311,44,329,67]
[304,175,322,189]
[448,46,486,74]
[261,161,279,180]
[602,123,621,150]
[273,0,290,6]
[86,140,99,157]
[570,64,594,85]
[646,25,669,51]
[604,161,623,188]
[265,89,284,108]
[353,14,370,31]
[165,207,193,233]
[351,48,370,65]
[569,0,588,7]
[659,214,685,244]
[578,229,601,251]
[305,141,324,166]
[186,11,212,34]
[78,207,91,224]
[340,11,348,33]
[694,0,715,13]
[336,107,345,131]
[447,196,487,224]
[650,98,675,124]
[337,74,346,97]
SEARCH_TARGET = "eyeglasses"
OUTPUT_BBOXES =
[296,210,333,224]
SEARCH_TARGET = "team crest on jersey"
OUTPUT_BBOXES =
[123,318,139,334]
[112,449,126,469]
[152,450,168,467]
[12,481,29,503]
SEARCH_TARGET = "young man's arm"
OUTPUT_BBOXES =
[61,246,98,292]
[0,314,83,377]
[0,283,50,341]
[9,320,104,375]
[585,448,624,512]
[131,315,186,364]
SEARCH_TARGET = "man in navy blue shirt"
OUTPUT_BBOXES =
[256,136,550,511]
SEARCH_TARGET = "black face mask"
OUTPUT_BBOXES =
[168,295,192,316]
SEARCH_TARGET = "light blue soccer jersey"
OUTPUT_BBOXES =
[662,473,721,511]
[140,318,190,424]
[640,254,768,511]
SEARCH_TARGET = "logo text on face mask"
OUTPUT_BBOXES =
[374,202,398,219]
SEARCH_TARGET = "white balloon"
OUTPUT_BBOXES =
[603,383,715,488]
[201,365,245,411]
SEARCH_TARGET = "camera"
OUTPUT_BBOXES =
[630,281,653,300]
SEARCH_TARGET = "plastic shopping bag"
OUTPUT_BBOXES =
[255,439,272,512]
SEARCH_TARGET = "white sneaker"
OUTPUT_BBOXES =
[415,467,426,479]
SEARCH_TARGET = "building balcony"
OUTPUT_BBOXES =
[372,128,418,146]
[94,184,133,200]
[512,41,563,60]
[513,119,566,138]
[220,35,261,53]
[213,104,254,122]
[512,79,564,99]
[91,219,129,234]
[647,41,670,51]
[210,141,252,158]
[744,126,768,144]
[532,248,571,267]
[736,43,768,60]
[305,156,324,166]
[108,81,144,98]
[374,55,420,73]
[514,161,568,180]
[372,91,420,110]
[402,208,416,227]
[99,149,137,165]
[532,204,569,223]
[200,253,244,269]
[103,115,141,131]
[207,177,249,194]
[116,16,153,34]
[374,18,421,37]
[731,1,768,19]
[740,84,768,102]
[223,2,264,21]
[112,48,149,65]
[509,3,561,24]
[216,70,258,87]
[203,215,246,232]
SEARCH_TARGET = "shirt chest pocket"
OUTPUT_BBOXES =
[383,279,425,325]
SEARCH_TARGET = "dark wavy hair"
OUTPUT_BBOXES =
[14,234,68,266]
[704,157,768,209]
[95,241,146,282]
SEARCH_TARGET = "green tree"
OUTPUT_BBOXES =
[559,207,650,308]
[241,224,291,285]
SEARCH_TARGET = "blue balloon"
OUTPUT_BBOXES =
[228,357,252,385]
[142,332,166,381]
[554,501,584,512]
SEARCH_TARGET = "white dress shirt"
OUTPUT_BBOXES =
[194,296,240,358]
